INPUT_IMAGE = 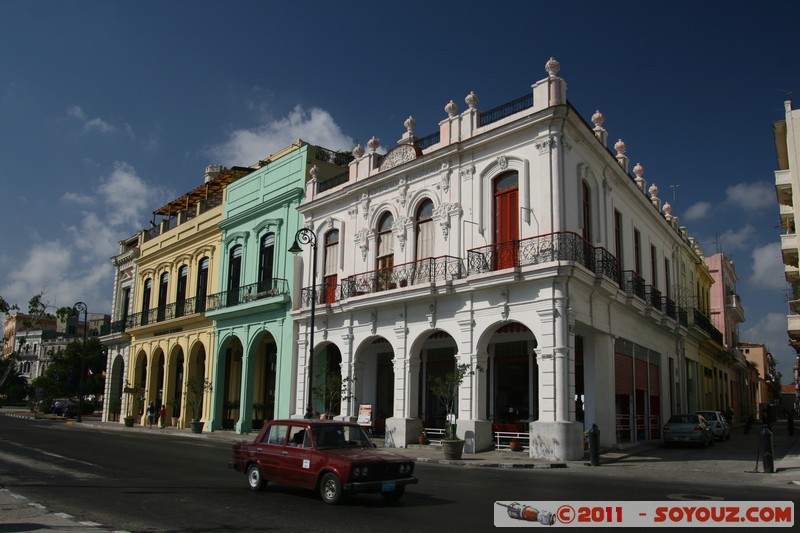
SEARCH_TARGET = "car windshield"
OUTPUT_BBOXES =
[311,424,372,450]
[698,412,718,420]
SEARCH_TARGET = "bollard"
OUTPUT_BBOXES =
[760,424,774,473]
[588,423,600,466]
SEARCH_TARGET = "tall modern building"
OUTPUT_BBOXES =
[290,58,729,460]
[774,99,800,414]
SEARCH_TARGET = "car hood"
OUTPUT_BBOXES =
[321,448,413,462]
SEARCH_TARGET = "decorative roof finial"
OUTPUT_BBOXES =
[614,139,627,156]
[545,57,561,77]
[353,144,364,158]
[591,110,604,129]
[633,162,644,178]
[465,91,479,109]
[367,136,380,152]
[309,164,320,181]
[445,100,459,117]
[404,116,416,134]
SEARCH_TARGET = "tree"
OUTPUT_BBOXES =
[429,363,481,440]
[0,291,60,391]
[30,338,107,405]
[312,361,355,418]
[185,375,213,422]
[0,357,31,402]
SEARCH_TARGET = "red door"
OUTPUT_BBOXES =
[323,274,337,304]
[494,176,519,270]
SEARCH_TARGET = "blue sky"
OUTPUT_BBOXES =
[1,1,799,380]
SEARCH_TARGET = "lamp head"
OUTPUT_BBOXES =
[288,239,303,255]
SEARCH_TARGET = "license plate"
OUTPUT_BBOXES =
[382,481,396,492]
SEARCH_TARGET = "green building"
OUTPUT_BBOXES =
[206,140,350,433]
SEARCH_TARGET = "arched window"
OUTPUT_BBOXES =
[494,172,519,270]
[141,278,152,325]
[582,180,592,243]
[228,245,243,306]
[376,212,395,291]
[323,230,339,304]
[415,199,434,261]
[157,272,169,321]
[196,257,209,312]
[175,265,188,317]
[258,233,275,291]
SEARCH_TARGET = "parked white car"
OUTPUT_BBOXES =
[695,410,731,441]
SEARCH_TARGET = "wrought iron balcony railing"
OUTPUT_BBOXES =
[622,271,646,301]
[645,286,662,310]
[301,282,341,307]
[594,247,619,283]
[678,307,688,327]
[467,232,598,276]
[340,256,465,299]
[206,278,289,312]
[692,307,724,344]
[662,297,677,320]
[100,318,128,336]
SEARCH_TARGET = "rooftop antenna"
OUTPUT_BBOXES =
[712,232,722,254]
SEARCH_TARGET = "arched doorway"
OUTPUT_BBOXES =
[221,337,243,429]
[353,337,394,435]
[416,331,458,429]
[486,322,538,432]
[251,333,277,429]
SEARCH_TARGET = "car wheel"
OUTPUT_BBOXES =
[246,464,265,491]
[381,486,405,501]
[320,472,343,504]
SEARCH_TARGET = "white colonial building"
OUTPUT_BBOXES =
[289,58,713,461]
[99,233,139,422]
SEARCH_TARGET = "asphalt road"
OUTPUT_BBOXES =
[0,416,797,532]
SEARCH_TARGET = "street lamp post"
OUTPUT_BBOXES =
[72,301,88,423]
[289,227,317,420]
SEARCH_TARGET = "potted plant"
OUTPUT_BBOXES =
[418,426,428,445]
[122,381,143,427]
[509,438,522,452]
[185,375,213,433]
[429,362,480,460]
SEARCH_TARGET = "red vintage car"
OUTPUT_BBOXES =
[229,419,417,504]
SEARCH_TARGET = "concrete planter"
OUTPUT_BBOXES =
[441,439,465,460]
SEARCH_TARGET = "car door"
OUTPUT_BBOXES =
[281,424,317,489]
[256,423,290,484]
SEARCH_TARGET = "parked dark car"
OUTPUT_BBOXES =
[61,402,95,418]
[229,419,417,504]
[663,414,714,447]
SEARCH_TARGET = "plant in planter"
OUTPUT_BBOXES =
[185,375,213,433]
[418,426,428,445]
[429,362,481,460]
[122,381,144,427]
[508,438,522,452]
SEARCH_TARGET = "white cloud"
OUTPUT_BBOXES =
[717,224,757,252]
[726,182,775,211]
[2,162,169,314]
[208,105,354,166]
[67,105,124,135]
[61,191,95,206]
[749,242,787,290]
[683,201,711,221]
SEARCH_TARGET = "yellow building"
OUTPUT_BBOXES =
[126,166,253,429]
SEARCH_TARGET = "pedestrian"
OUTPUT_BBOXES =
[146,402,155,428]
[159,404,167,429]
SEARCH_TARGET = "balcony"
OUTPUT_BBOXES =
[467,231,614,282]
[726,293,746,322]
[662,297,677,320]
[645,286,662,310]
[692,307,724,344]
[781,232,799,267]
[341,256,465,299]
[622,271,646,300]
[128,297,202,328]
[775,169,792,205]
[99,319,128,336]
[788,313,800,338]
[207,279,289,312]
